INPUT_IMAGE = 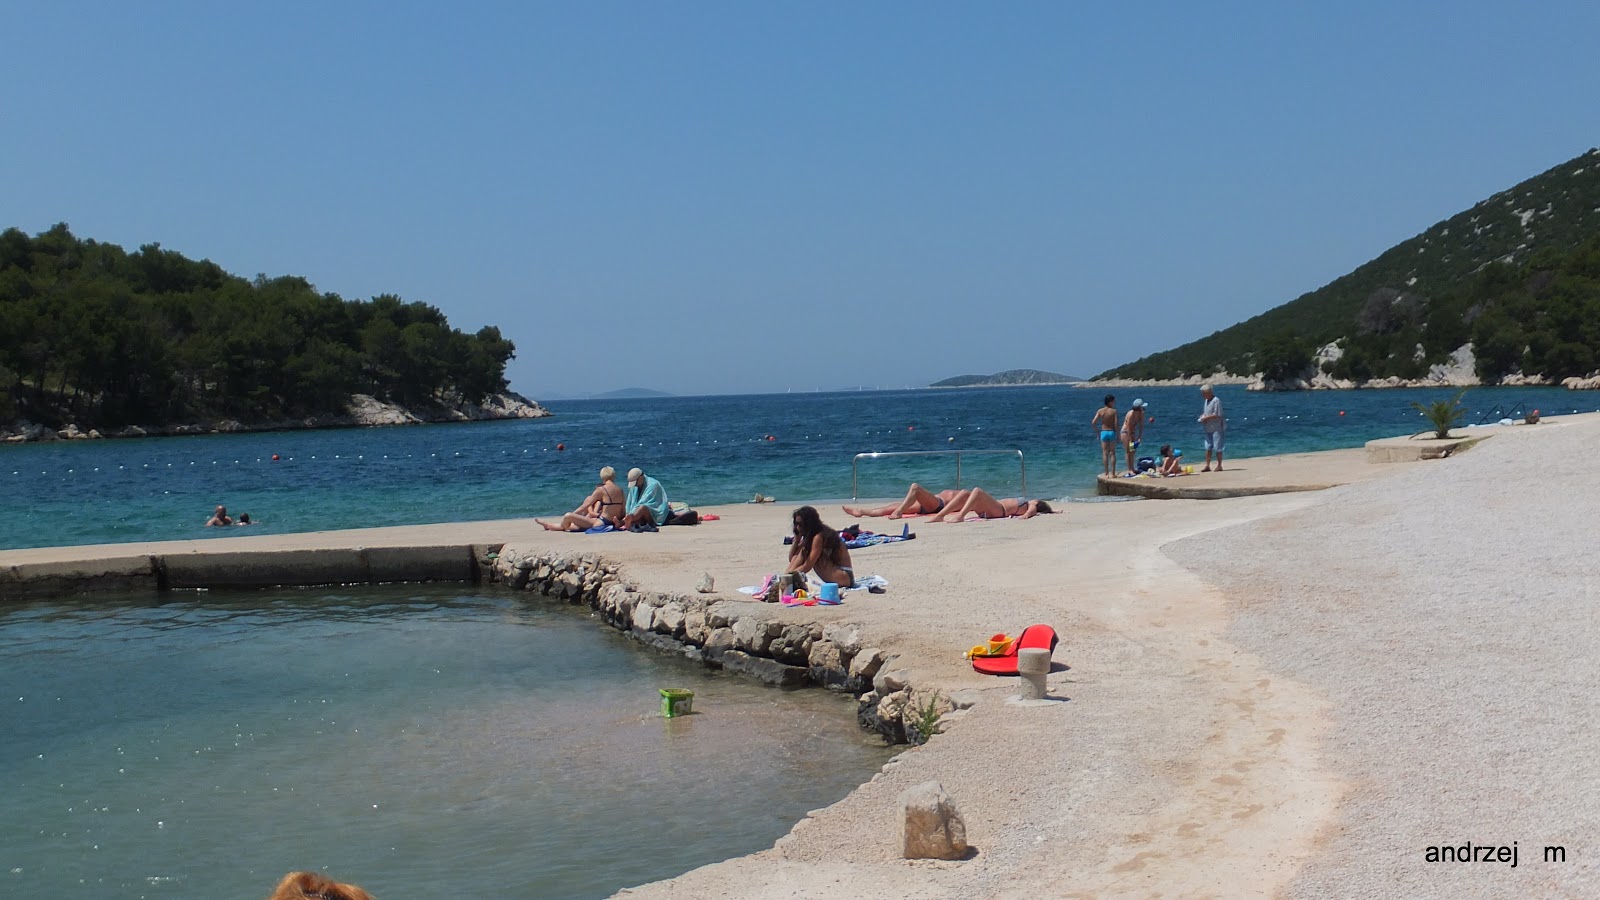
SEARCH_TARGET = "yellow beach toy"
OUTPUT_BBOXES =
[965,633,1015,659]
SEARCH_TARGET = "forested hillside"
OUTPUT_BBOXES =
[1101,148,1600,382]
[0,224,516,429]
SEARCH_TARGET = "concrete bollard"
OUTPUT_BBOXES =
[1017,647,1050,700]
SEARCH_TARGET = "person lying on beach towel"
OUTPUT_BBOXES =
[787,505,856,588]
[929,488,1053,523]
[538,466,627,532]
[842,483,962,519]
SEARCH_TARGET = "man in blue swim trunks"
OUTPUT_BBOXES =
[1091,394,1119,478]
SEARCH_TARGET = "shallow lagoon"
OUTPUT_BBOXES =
[0,586,892,898]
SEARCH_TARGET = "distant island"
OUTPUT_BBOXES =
[1097,148,1600,391]
[591,387,674,399]
[931,369,1083,388]
[0,223,548,441]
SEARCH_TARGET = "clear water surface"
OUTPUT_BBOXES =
[0,586,892,898]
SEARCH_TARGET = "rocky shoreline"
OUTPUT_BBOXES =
[489,546,946,745]
[1,390,550,443]
[1089,340,1600,393]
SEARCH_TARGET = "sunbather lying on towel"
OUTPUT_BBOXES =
[842,483,963,519]
[929,488,1053,522]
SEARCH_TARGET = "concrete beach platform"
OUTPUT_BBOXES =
[1096,446,1394,499]
[0,521,529,601]
[1095,412,1600,500]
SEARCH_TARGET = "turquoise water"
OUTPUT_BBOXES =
[0,586,892,898]
[0,385,1582,550]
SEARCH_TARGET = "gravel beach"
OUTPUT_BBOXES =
[1169,418,1600,898]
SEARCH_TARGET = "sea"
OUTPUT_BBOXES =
[0,383,1581,898]
[0,384,1580,551]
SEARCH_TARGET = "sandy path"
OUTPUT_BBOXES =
[1169,420,1600,898]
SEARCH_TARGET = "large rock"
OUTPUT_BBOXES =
[655,603,686,636]
[850,648,886,684]
[900,781,968,860]
[702,627,736,659]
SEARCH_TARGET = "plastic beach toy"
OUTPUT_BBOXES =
[819,582,841,602]
[660,688,694,717]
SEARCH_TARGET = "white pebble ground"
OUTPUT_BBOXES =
[1169,418,1600,898]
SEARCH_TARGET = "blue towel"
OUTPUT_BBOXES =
[585,522,616,534]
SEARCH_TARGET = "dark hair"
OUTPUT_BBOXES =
[239,513,251,524]
[1104,394,1115,406]
[792,505,843,556]
[1034,500,1053,514]
[1159,444,1172,456]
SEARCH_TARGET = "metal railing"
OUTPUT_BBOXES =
[850,449,1026,499]
[1475,401,1526,425]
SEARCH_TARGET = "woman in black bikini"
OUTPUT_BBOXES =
[537,467,627,532]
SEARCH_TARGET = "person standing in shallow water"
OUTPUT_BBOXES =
[1199,384,1226,471]
[1091,394,1119,478]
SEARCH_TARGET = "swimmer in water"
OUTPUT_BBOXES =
[205,505,233,527]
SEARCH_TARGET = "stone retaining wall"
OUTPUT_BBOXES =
[490,544,946,743]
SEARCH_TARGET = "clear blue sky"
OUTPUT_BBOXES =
[5,2,1598,398]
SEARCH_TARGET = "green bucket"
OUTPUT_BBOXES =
[659,688,694,718]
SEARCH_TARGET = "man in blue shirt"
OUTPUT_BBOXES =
[1198,385,1226,471]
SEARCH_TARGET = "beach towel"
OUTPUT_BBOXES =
[584,522,617,534]
[784,524,915,549]
[739,573,888,596]
[971,624,1058,675]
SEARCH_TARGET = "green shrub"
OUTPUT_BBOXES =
[1411,389,1469,439]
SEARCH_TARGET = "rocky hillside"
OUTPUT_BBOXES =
[3,390,549,442]
[1101,148,1600,386]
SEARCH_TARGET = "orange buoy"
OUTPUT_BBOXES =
[907,425,915,431]
[556,443,565,451]
[271,454,280,461]
[766,435,776,442]
[1339,410,1346,416]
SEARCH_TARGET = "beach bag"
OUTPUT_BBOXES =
[1135,456,1156,473]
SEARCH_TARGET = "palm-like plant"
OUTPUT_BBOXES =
[1411,389,1469,439]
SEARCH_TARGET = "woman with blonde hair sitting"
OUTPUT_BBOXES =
[537,466,627,532]
[268,871,374,900]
